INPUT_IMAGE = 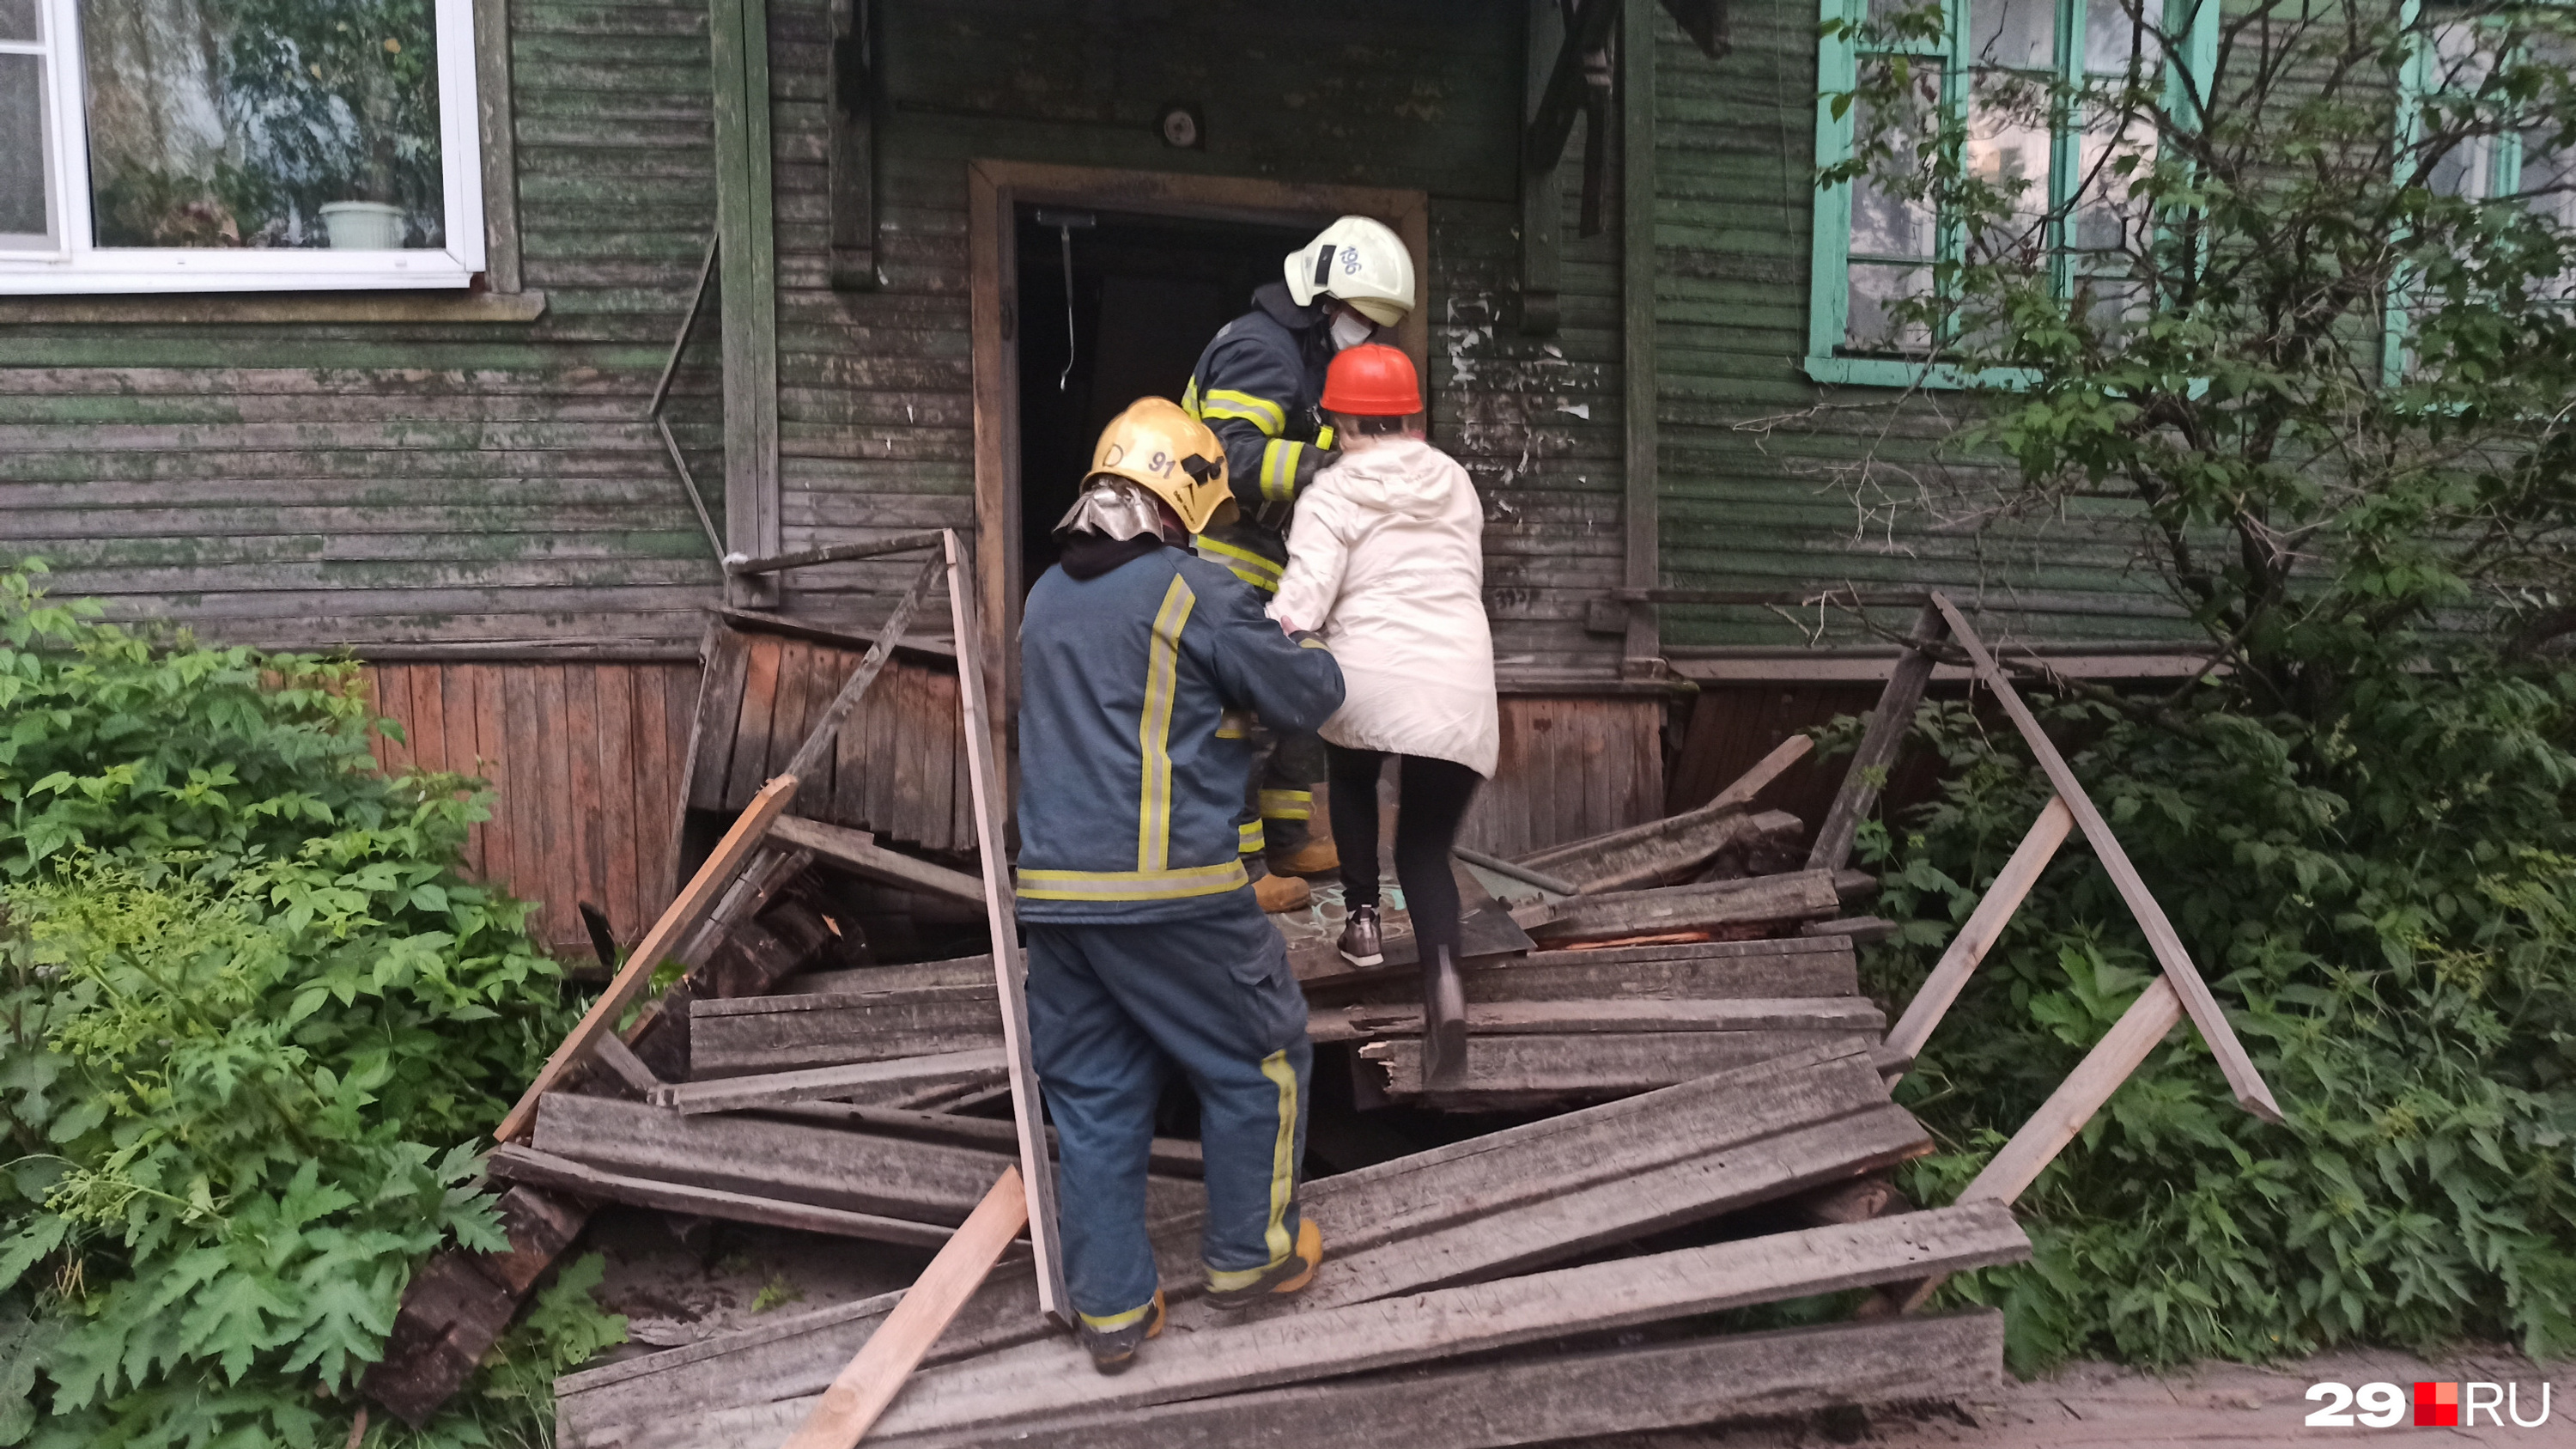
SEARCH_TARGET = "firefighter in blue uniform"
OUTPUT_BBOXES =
[1182,215,1417,911]
[1017,398,1348,1373]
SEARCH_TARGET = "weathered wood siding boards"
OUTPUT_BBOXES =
[1647,1,2183,650]
[1457,696,1667,859]
[0,0,726,655]
[366,661,700,952]
[753,0,1625,673]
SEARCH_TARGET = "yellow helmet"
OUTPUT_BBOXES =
[1082,398,1237,534]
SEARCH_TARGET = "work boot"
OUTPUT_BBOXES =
[1205,1217,1323,1309]
[1422,946,1468,1088]
[1338,904,1385,967]
[1252,871,1311,913]
[1267,837,1341,878]
[1078,1289,1165,1375]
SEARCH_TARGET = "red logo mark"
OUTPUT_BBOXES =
[2415,1381,2460,1428]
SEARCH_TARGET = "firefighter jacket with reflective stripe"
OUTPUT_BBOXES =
[1183,283,1336,594]
[1016,543,1346,922]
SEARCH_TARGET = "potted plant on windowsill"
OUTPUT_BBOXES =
[220,0,440,249]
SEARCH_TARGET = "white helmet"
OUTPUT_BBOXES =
[1284,216,1415,328]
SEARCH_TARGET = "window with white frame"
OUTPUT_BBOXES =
[0,0,483,293]
[1807,0,2216,386]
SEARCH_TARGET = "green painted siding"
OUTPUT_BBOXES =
[1649,0,2186,649]
[0,0,729,654]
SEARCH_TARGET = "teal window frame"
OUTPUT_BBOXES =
[2382,0,2573,385]
[1806,0,2219,388]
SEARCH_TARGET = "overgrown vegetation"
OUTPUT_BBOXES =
[0,564,619,1446]
[1825,0,2576,1372]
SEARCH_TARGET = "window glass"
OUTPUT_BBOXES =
[0,0,38,41]
[2084,0,2160,76]
[1850,70,1941,258]
[0,53,47,242]
[2073,106,2157,253]
[1970,0,2055,70]
[1850,262,1935,350]
[78,0,446,250]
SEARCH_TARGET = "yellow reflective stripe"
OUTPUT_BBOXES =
[1138,575,1196,873]
[1206,1050,1302,1292]
[1237,820,1266,853]
[1258,439,1304,502]
[1259,789,1312,821]
[1078,1299,1155,1331]
[1315,424,1337,451]
[1216,708,1252,740]
[1197,388,1285,435]
[1192,534,1283,578]
[1016,861,1250,901]
[1296,635,1328,648]
[1181,378,1201,414]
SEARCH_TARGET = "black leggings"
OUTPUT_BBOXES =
[1325,746,1483,964]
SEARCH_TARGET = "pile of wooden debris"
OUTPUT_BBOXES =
[362,535,2276,1449]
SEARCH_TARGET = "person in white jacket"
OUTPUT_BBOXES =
[1267,343,1498,1084]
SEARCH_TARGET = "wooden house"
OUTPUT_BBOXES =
[0,0,2190,952]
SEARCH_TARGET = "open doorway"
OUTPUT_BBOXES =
[1012,206,1319,587]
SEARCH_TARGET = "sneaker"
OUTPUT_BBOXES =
[1338,904,1385,967]
[1267,837,1341,878]
[1253,872,1312,913]
[1077,1289,1165,1375]
[1205,1216,1323,1309]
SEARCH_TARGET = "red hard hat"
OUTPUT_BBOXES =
[1320,343,1421,417]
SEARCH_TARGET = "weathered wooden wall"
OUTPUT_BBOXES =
[366,661,701,952]
[1458,694,1669,859]
[0,0,729,654]
[1647,1,2186,652]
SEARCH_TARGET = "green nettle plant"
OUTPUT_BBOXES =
[0,564,616,1447]
[1822,0,2576,1369]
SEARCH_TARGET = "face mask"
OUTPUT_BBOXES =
[1328,308,1375,351]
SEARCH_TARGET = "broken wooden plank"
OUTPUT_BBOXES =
[1335,997,1885,1038]
[726,529,949,577]
[1800,915,1899,943]
[1512,734,1813,895]
[1359,1028,1875,1104]
[1807,602,1941,874]
[647,1050,1010,1115]
[1285,861,1534,984]
[688,988,1003,1078]
[785,956,997,995]
[528,1092,1206,1228]
[1930,595,2281,1122]
[496,775,799,1144]
[779,1169,1030,1449]
[853,1202,2032,1441]
[757,1101,1203,1178]
[945,529,1070,1323]
[488,1146,957,1250]
[868,1312,2005,1449]
[554,1046,1897,1446]
[1461,936,1861,1002]
[774,814,986,905]
[1519,868,1843,946]
[591,1033,663,1094]
[1449,844,1577,897]
[1882,795,2074,1072]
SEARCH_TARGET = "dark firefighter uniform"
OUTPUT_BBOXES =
[1182,280,1340,861]
[1016,539,1345,1331]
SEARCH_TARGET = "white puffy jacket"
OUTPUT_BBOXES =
[1267,435,1499,777]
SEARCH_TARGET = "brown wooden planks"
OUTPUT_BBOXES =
[723,635,785,808]
[1360,1028,1878,1103]
[490,1146,957,1250]
[688,627,754,813]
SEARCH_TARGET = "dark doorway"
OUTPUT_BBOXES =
[1014,206,1319,587]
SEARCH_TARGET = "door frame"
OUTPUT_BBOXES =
[965,159,1431,734]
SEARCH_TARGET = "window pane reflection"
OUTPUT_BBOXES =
[1970,0,2055,70]
[0,0,38,43]
[2084,0,2160,76]
[1849,262,1935,351]
[0,52,48,243]
[1851,65,1941,258]
[80,0,446,250]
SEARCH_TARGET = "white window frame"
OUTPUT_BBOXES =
[0,0,484,294]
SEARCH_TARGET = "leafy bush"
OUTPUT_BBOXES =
[1862,666,2576,1372]
[0,565,611,1446]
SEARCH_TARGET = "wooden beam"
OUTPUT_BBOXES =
[724,530,947,578]
[688,986,1000,1078]
[1338,997,1885,1037]
[1929,595,2283,1122]
[1464,936,1860,1001]
[1518,0,1563,335]
[781,1170,1030,1449]
[1881,796,2075,1071]
[1358,1028,1874,1104]
[858,1204,2032,1440]
[1521,868,1843,945]
[1621,0,1662,673]
[1807,602,1943,873]
[494,775,798,1144]
[775,816,985,905]
[590,1033,664,1094]
[1525,0,1624,171]
[945,528,1070,1322]
[471,0,521,295]
[1449,844,1576,897]
[487,1147,957,1250]
[1515,807,1801,896]
[761,1102,1204,1179]
[710,0,780,606]
[861,1313,2003,1449]
[778,556,945,782]
[648,1050,1008,1115]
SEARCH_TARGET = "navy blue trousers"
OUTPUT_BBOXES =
[1025,895,1312,1327]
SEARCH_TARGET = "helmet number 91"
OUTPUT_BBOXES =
[1148,450,1171,475]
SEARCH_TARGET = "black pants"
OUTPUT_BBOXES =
[1324,746,1482,963]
